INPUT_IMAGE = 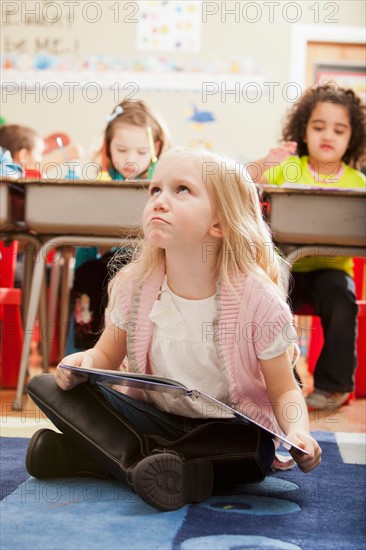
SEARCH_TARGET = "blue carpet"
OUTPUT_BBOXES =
[1,432,365,550]
[0,437,29,500]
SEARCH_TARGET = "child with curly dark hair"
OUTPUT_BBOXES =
[250,82,366,411]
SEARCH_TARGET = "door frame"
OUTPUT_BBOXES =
[290,25,365,88]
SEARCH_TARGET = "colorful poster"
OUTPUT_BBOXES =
[137,1,201,53]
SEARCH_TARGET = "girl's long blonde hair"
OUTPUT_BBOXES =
[109,147,289,301]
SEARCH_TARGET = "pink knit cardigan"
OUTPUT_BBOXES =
[115,262,294,434]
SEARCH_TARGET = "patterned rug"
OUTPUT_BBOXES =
[1,431,365,549]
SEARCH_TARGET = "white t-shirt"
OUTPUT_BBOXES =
[109,276,298,418]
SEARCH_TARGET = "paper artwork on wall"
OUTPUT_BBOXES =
[137,1,201,53]
[187,103,216,131]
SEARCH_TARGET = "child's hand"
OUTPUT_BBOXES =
[265,141,297,166]
[287,431,322,473]
[55,352,92,390]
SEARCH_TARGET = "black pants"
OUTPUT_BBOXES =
[290,269,358,393]
[27,374,275,488]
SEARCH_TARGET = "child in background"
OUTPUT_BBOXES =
[0,147,23,179]
[0,124,83,179]
[249,83,366,411]
[97,99,170,180]
[25,147,321,512]
[0,124,45,178]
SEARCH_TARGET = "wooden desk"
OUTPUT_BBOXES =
[260,185,366,264]
[23,178,148,353]
[24,178,149,236]
[7,179,149,409]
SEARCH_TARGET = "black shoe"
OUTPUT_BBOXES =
[131,452,214,511]
[26,429,108,479]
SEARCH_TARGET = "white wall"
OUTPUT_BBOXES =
[1,0,364,163]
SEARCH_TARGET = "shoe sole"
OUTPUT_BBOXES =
[132,454,214,511]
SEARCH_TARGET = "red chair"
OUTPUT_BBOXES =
[0,240,24,388]
[296,258,365,397]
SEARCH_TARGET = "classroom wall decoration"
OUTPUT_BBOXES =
[1,0,364,165]
[0,0,270,93]
[137,1,202,53]
[187,103,216,128]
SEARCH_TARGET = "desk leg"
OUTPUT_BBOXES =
[13,242,51,410]
[39,277,49,373]
[22,242,35,323]
[59,248,73,358]
[47,254,61,363]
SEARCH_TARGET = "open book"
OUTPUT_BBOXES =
[59,364,308,455]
